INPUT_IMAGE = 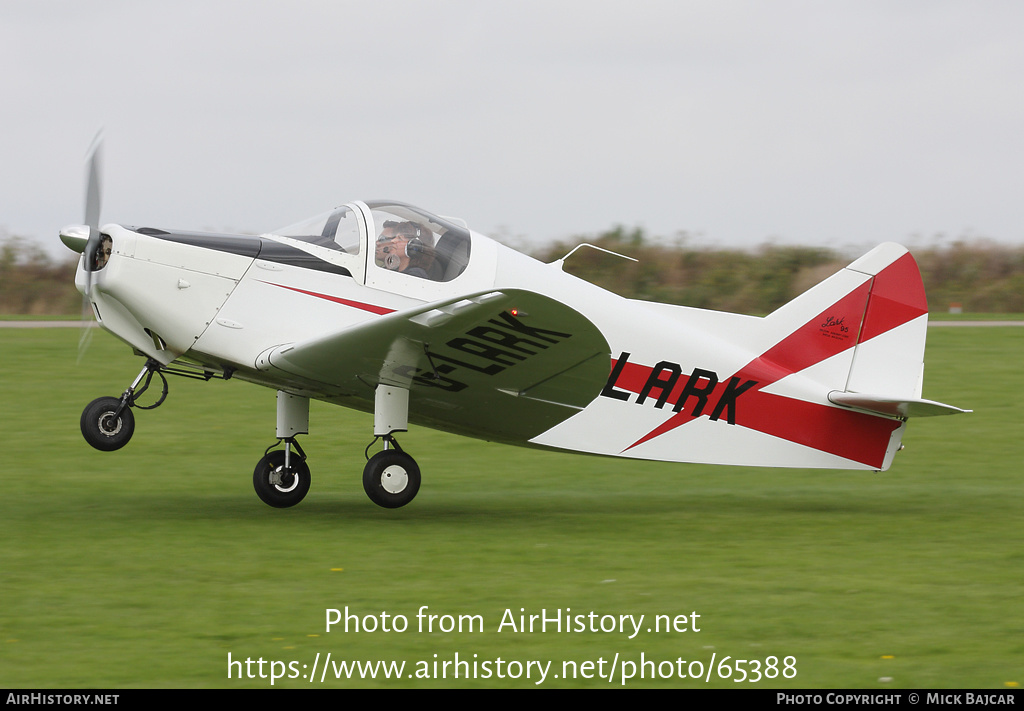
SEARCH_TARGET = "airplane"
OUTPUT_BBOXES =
[60,141,969,509]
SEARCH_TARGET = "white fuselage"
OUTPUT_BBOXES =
[79,203,944,473]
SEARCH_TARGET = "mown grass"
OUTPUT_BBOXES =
[0,327,1020,688]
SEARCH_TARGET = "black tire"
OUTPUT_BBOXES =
[81,396,135,451]
[253,450,311,508]
[362,450,421,509]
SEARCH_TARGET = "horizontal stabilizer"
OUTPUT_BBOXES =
[828,391,971,419]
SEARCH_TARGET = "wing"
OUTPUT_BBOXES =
[264,289,611,444]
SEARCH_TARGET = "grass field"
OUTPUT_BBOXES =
[0,327,1020,688]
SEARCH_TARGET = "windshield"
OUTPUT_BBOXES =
[273,206,361,254]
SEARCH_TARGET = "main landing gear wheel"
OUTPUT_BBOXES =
[363,450,421,509]
[253,449,311,508]
[81,396,135,451]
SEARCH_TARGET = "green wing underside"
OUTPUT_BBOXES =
[267,289,611,444]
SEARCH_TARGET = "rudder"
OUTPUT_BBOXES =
[843,244,929,399]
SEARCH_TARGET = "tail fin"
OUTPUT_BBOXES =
[832,244,969,418]
[760,243,928,395]
[763,243,967,413]
[750,243,967,468]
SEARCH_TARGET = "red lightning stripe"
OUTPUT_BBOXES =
[260,282,396,315]
[620,252,928,468]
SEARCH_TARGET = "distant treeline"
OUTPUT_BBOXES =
[535,227,1024,315]
[0,237,81,315]
[2,230,1023,315]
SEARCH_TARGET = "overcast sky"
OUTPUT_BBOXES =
[3,1,1023,258]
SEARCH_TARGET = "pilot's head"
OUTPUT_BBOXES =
[376,221,430,272]
[92,235,113,270]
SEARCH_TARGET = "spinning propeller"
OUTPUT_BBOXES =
[59,131,105,360]
[82,132,104,294]
[59,131,105,294]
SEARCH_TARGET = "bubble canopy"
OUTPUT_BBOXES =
[271,201,472,283]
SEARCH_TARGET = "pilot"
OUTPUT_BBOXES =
[375,220,441,280]
[93,235,113,270]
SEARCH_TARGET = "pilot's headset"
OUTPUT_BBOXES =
[404,223,426,256]
[380,221,425,269]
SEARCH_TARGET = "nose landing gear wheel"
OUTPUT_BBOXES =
[81,396,135,451]
[253,449,311,508]
[363,450,420,509]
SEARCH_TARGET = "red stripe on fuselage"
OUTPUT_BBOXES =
[261,282,396,315]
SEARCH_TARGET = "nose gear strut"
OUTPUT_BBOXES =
[79,358,232,451]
